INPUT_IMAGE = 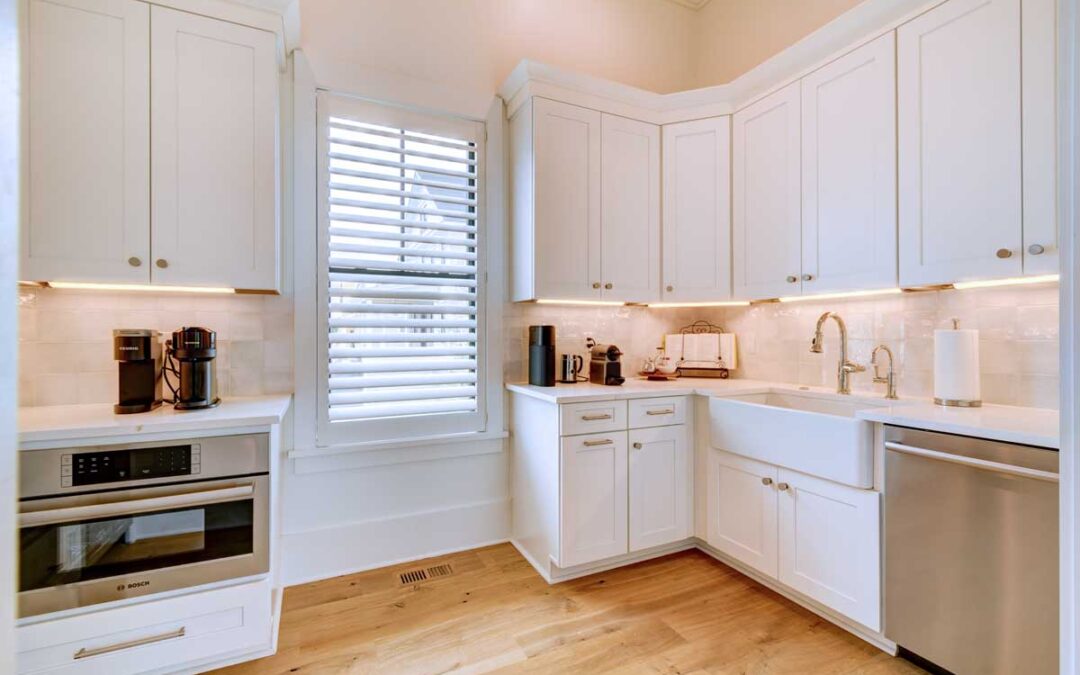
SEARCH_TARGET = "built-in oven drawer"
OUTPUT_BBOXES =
[18,475,270,618]
[17,578,272,675]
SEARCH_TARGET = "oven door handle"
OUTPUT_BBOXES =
[19,484,256,528]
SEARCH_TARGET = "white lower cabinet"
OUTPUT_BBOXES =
[17,579,272,674]
[559,432,629,567]
[777,469,881,631]
[629,425,690,551]
[706,448,881,630]
[706,449,778,577]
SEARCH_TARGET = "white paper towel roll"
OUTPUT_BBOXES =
[934,326,981,405]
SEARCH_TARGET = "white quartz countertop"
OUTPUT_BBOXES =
[18,395,293,447]
[855,401,1058,449]
[506,379,1059,449]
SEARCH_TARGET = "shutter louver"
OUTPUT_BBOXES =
[324,115,480,425]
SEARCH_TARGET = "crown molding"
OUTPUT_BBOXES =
[500,0,945,124]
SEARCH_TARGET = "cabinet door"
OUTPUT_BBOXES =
[662,117,732,302]
[600,114,660,302]
[897,0,1022,286]
[150,6,278,290]
[732,82,802,300]
[23,0,149,283]
[629,426,689,551]
[532,98,602,300]
[706,449,778,578]
[559,432,628,568]
[1021,0,1057,275]
[801,34,897,294]
[777,469,881,631]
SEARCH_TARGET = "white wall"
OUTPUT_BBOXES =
[298,0,700,118]
[1,0,17,665]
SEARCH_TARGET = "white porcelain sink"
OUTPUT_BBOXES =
[708,390,886,488]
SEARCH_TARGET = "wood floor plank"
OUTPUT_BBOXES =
[212,544,923,675]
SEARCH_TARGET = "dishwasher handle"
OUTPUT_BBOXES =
[885,441,1058,483]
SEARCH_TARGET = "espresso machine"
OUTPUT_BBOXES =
[113,329,163,413]
[164,327,221,410]
[586,338,625,386]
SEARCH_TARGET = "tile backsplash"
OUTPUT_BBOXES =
[17,288,294,407]
[505,282,1060,409]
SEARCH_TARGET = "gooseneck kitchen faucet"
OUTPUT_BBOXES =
[810,312,865,395]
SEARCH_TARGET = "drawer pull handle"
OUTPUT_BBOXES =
[645,409,675,416]
[583,439,614,447]
[74,627,186,660]
[581,413,613,421]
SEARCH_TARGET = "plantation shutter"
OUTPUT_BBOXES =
[317,93,485,443]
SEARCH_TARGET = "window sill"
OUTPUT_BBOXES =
[288,430,509,473]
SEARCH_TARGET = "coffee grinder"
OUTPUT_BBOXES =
[164,327,221,410]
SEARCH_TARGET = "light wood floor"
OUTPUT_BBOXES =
[215,544,926,674]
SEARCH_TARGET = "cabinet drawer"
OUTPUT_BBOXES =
[560,400,627,436]
[628,396,687,428]
[17,580,272,674]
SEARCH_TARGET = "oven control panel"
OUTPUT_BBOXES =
[61,444,201,487]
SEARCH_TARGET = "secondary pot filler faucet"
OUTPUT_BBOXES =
[810,312,865,395]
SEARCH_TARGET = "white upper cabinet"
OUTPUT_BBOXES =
[601,114,660,303]
[661,117,732,302]
[21,1,279,290]
[510,98,660,302]
[897,0,1023,286]
[22,0,150,283]
[516,97,602,301]
[801,33,897,294]
[1021,0,1058,275]
[150,6,279,290]
[732,81,802,301]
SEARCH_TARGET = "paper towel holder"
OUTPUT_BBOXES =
[933,317,983,408]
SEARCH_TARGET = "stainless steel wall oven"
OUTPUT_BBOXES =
[18,433,269,618]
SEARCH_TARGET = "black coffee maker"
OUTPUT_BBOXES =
[113,329,163,414]
[164,327,221,410]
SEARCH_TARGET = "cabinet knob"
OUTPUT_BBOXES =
[786,275,798,283]
[802,274,813,282]
[592,282,601,289]
[996,248,1013,259]
[604,283,613,290]
[777,482,790,491]
[127,257,142,267]
[1028,244,1046,255]
[633,442,642,449]
[155,259,169,269]
[666,285,674,292]
[761,477,773,486]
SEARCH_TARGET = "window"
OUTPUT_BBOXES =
[316,93,486,445]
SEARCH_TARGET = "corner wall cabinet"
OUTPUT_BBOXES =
[661,117,732,302]
[510,97,659,302]
[897,0,1057,286]
[22,0,280,291]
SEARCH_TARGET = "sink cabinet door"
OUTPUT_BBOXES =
[629,426,690,552]
[706,449,779,578]
[559,432,629,568]
[777,469,881,630]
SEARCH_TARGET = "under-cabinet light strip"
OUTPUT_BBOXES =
[777,288,903,303]
[952,274,1060,290]
[40,281,236,294]
[534,299,628,306]
[648,301,751,308]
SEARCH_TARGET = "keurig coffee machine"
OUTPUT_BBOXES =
[113,329,163,414]
[164,327,221,410]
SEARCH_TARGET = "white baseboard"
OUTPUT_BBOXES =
[280,497,510,586]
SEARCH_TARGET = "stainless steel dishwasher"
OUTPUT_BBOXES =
[884,425,1058,674]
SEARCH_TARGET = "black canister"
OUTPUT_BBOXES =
[528,325,556,387]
